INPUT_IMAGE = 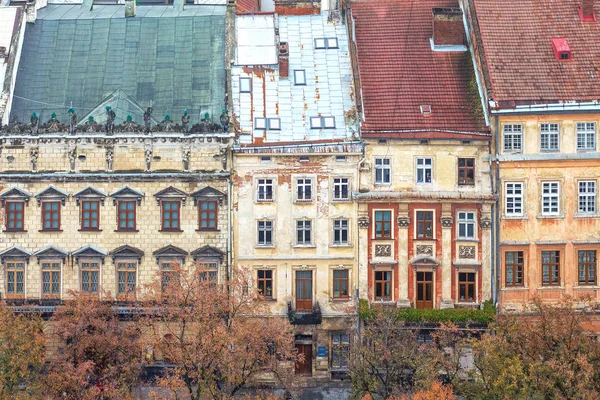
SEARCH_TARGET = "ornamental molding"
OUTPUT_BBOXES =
[397,216,410,227]
[441,217,453,228]
[358,216,370,228]
[480,217,492,229]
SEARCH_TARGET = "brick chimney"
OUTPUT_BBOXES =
[580,0,596,21]
[279,42,289,79]
[432,8,466,47]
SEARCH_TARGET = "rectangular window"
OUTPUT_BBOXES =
[540,123,559,152]
[161,262,180,294]
[333,219,349,245]
[457,211,476,239]
[254,118,267,130]
[314,37,338,49]
[161,201,181,231]
[198,200,218,230]
[240,77,251,93]
[458,158,475,185]
[257,179,274,202]
[374,270,392,300]
[374,158,391,184]
[41,201,60,230]
[541,250,560,286]
[296,178,313,202]
[268,118,281,130]
[333,178,349,201]
[505,251,524,287]
[578,250,597,286]
[257,220,273,246]
[576,122,596,151]
[310,116,336,129]
[296,220,312,245]
[331,333,350,369]
[374,211,392,239]
[198,262,218,287]
[257,269,273,298]
[416,211,434,239]
[117,201,136,231]
[578,181,597,214]
[5,262,25,298]
[332,269,349,298]
[80,262,100,296]
[416,157,433,184]
[503,124,522,152]
[458,272,476,302]
[42,262,61,298]
[81,200,100,230]
[117,262,137,298]
[294,69,306,85]
[505,182,523,216]
[5,201,24,231]
[541,182,560,215]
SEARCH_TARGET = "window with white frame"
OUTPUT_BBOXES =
[333,219,349,245]
[314,37,338,49]
[457,212,476,239]
[578,180,597,214]
[80,261,100,296]
[540,123,559,152]
[541,182,560,215]
[505,182,524,216]
[257,179,274,202]
[416,157,433,184]
[254,118,266,130]
[577,122,596,151]
[239,77,251,93]
[503,124,523,152]
[268,118,281,130]
[296,220,312,245]
[257,220,273,246]
[310,116,336,129]
[294,70,306,85]
[296,178,312,202]
[333,178,350,201]
[374,158,391,184]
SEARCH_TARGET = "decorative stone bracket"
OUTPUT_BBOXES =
[441,217,453,228]
[358,216,370,228]
[397,216,410,227]
[480,217,492,229]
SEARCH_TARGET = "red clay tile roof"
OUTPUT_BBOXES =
[351,0,487,137]
[236,0,259,14]
[473,0,600,103]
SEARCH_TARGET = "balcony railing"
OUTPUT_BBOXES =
[287,301,322,325]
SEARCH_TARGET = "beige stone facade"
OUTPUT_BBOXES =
[232,142,362,379]
[0,133,232,302]
[356,139,495,310]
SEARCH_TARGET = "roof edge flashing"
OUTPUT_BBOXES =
[429,38,467,52]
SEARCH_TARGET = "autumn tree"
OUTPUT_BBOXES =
[44,292,143,400]
[0,303,45,399]
[350,308,438,400]
[361,381,456,400]
[143,264,298,400]
[457,297,600,399]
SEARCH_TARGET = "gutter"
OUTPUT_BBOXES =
[493,115,500,306]
[352,191,497,202]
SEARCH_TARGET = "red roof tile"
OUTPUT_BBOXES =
[473,0,600,102]
[236,0,260,14]
[351,0,487,137]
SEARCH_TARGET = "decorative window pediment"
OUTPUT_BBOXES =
[191,186,226,206]
[34,246,68,262]
[409,255,441,267]
[153,245,188,264]
[191,245,225,262]
[0,246,32,264]
[110,245,144,262]
[73,186,107,206]
[0,187,31,206]
[34,186,68,206]
[72,245,107,263]
[110,186,144,206]
[154,186,188,205]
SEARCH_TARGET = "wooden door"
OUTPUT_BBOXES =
[295,344,312,376]
[416,271,434,309]
[295,270,313,311]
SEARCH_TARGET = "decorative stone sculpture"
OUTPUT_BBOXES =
[143,106,153,134]
[105,106,116,135]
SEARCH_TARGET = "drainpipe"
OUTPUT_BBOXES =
[228,175,233,283]
[494,115,500,306]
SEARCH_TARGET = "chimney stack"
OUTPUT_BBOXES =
[432,8,466,47]
[580,0,596,20]
[278,42,289,79]
[125,0,136,18]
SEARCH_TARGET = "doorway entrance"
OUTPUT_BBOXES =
[416,271,434,309]
[295,270,313,311]
[295,343,312,376]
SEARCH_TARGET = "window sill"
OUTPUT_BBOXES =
[413,237,436,241]
[196,228,220,232]
[537,286,564,290]
[293,245,316,249]
[256,199,274,204]
[332,199,351,202]
[372,237,393,241]
[573,285,599,289]
[416,182,433,185]
[539,149,560,153]
[39,229,62,233]
[455,301,479,306]
[159,229,184,233]
[4,230,27,233]
[295,199,314,204]
[256,245,275,249]
[330,243,352,248]
[331,297,352,302]
[115,229,139,233]
[574,213,600,219]
[78,229,102,232]
[502,215,529,220]
[259,298,277,302]
[455,238,479,243]
[577,149,597,153]
[374,182,392,186]
[458,183,475,187]
[501,286,529,291]
[536,214,565,220]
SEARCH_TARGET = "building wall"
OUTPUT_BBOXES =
[357,139,494,309]
[0,134,231,301]
[493,113,600,311]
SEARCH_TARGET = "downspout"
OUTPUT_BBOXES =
[228,174,233,282]
[488,140,495,304]
[494,115,500,306]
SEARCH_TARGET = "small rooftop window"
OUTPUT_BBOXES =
[551,38,571,61]
[420,105,432,115]
[315,38,338,49]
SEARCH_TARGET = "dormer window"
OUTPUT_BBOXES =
[551,38,571,61]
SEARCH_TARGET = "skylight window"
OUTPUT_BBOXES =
[240,77,251,93]
[315,38,338,49]
[294,70,306,86]
[310,116,336,129]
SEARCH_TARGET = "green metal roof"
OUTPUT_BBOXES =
[11,5,226,125]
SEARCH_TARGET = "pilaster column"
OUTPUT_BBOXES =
[480,204,493,301]
[357,207,370,300]
[396,204,410,307]
[440,205,454,309]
